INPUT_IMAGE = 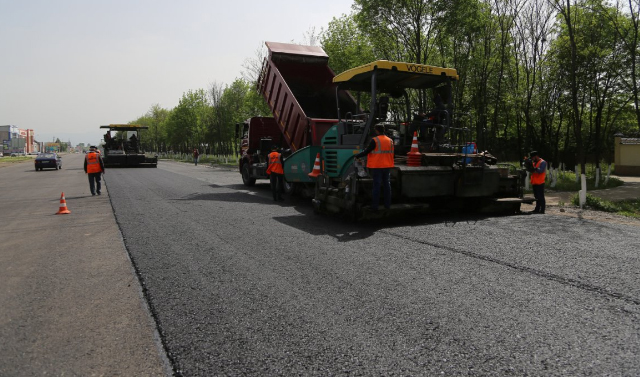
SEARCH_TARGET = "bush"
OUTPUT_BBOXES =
[552,173,623,191]
[157,152,237,166]
[571,194,640,218]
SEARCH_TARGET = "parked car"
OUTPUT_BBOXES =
[34,153,62,171]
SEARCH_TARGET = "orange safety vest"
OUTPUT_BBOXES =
[86,152,102,174]
[530,158,546,185]
[266,151,283,174]
[366,135,394,168]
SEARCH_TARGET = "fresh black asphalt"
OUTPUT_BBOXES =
[106,161,640,376]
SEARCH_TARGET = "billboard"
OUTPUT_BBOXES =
[45,142,60,152]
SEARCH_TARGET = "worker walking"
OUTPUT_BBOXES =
[266,145,285,202]
[355,124,395,211]
[529,150,547,214]
[193,148,199,166]
[84,145,105,196]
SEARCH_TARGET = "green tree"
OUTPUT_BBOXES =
[147,104,169,152]
[165,89,209,153]
[608,0,640,131]
[321,14,375,75]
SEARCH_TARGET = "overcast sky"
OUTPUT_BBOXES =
[0,0,354,146]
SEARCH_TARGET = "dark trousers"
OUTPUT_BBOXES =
[371,168,391,210]
[532,184,545,212]
[270,173,284,201]
[88,172,102,195]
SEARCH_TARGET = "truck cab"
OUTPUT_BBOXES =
[236,117,283,186]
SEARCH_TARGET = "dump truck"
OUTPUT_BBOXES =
[237,42,357,192]
[100,124,157,168]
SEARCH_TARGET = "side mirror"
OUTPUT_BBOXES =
[235,123,240,138]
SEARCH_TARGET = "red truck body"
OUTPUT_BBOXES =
[239,42,356,187]
[257,41,351,152]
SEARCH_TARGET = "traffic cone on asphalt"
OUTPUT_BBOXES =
[407,132,422,167]
[308,153,322,177]
[56,192,71,215]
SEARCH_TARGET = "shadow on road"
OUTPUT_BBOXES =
[207,183,258,189]
[273,204,503,242]
[174,192,279,205]
[176,182,520,241]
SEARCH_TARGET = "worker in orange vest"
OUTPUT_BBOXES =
[266,145,285,202]
[355,124,395,211]
[84,145,105,196]
[529,150,547,214]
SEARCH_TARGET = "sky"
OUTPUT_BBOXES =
[0,0,355,146]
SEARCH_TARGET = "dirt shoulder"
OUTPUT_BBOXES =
[521,202,640,228]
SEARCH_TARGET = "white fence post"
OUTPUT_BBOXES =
[579,174,587,208]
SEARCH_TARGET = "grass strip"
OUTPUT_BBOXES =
[571,194,640,218]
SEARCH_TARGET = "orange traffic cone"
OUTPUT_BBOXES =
[56,192,71,215]
[407,132,422,167]
[308,153,322,177]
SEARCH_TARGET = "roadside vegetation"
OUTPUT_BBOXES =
[0,156,33,164]
[546,169,624,191]
[157,152,237,168]
[571,194,640,218]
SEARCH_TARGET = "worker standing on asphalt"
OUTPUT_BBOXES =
[84,145,105,196]
[193,148,199,166]
[266,145,285,202]
[529,150,547,214]
[355,124,395,211]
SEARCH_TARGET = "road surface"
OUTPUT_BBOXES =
[0,153,167,376]
[103,159,640,376]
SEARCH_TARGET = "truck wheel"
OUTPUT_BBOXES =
[242,164,256,186]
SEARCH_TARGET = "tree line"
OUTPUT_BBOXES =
[131,0,640,177]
